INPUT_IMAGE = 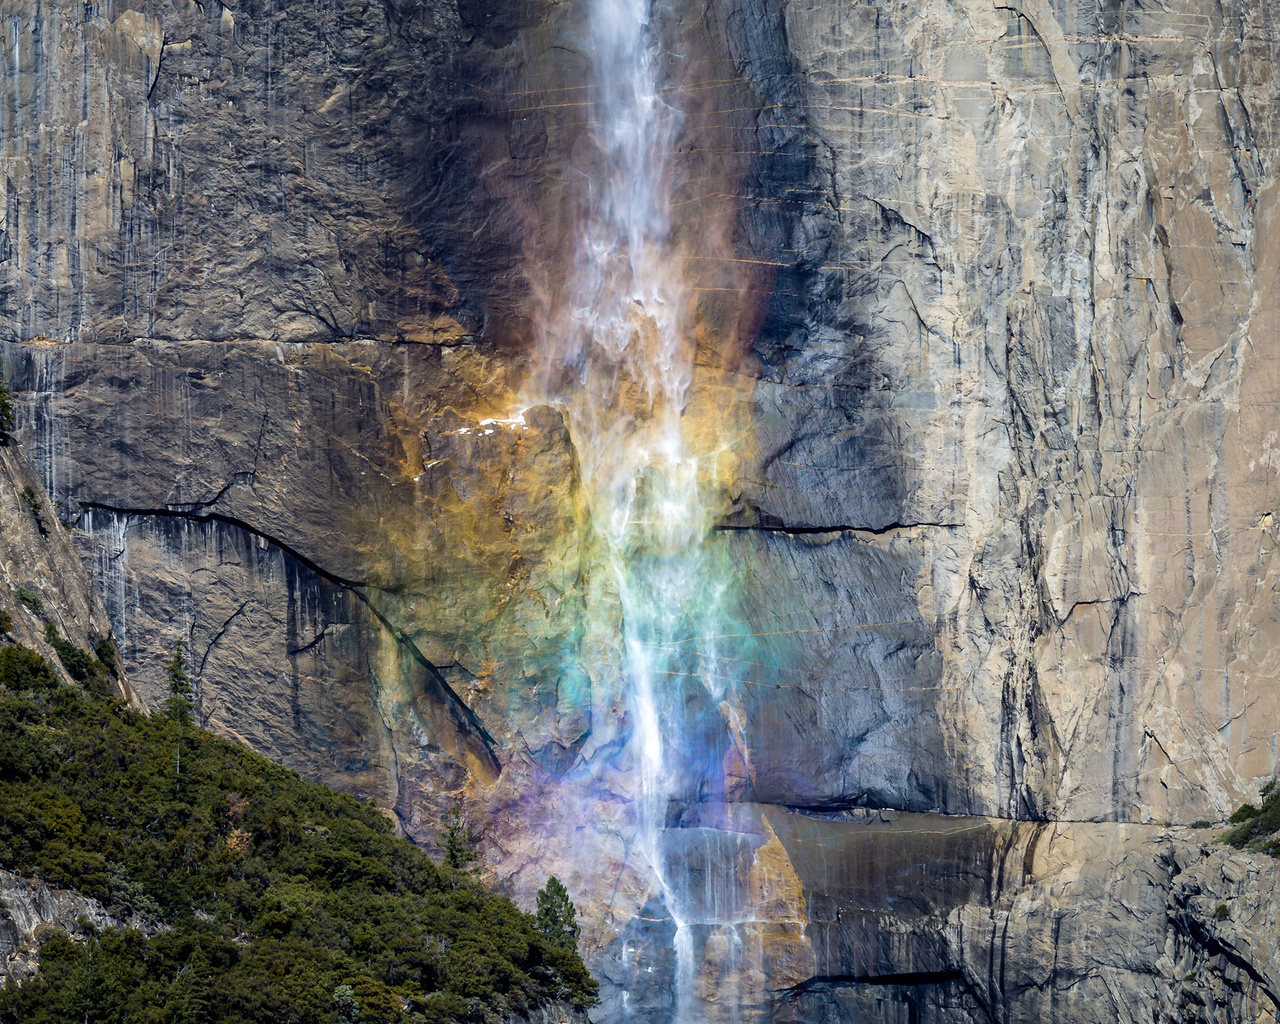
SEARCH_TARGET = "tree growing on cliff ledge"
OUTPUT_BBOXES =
[536,875,581,952]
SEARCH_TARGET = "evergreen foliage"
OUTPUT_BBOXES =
[334,983,360,1024]
[44,621,99,683]
[19,485,46,535]
[94,636,117,673]
[13,586,41,613]
[164,640,195,727]
[534,877,580,953]
[0,643,58,691]
[0,372,14,443]
[1223,777,1280,854]
[442,806,478,873]
[0,645,598,1023]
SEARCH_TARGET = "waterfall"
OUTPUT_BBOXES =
[528,0,741,1018]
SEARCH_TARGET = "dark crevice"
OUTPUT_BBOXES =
[146,36,165,99]
[77,502,371,588]
[75,501,500,767]
[789,970,966,991]
[716,521,959,536]
[288,623,333,657]
[198,599,250,681]
[1180,917,1280,1011]
[166,474,256,516]
[785,970,995,1024]
[776,802,1203,827]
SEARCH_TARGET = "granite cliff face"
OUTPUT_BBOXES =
[3,0,1280,1020]
[0,440,122,691]
[740,0,1280,831]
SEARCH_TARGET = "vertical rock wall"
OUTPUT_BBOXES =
[2,0,1280,1020]
[719,0,1280,826]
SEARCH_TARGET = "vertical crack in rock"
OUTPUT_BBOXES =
[197,598,250,684]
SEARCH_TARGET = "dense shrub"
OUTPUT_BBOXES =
[43,621,97,682]
[1222,778,1280,854]
[0,644,58,691]
[12,586,41,613]
[0,647,597,1023]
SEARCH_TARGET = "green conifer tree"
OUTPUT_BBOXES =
[70,940,116,1024]
[178,946,213,1024]
[535,875,581,952]
[443,804,478,872]
[163,640,194,726]
[333,983,359,1024]
[0,369,15,444]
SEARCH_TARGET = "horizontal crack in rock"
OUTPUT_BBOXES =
[788,970,968,991]
[715,521,959,536]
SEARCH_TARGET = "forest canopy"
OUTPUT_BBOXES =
[0,644,597,1024]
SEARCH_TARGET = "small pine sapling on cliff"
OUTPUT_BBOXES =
[13,585,42,613]
[0,369,15,444]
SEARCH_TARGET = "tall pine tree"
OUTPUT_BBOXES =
[178,946,213,1024]
[70,940,117,1024]
[163,640,194,726]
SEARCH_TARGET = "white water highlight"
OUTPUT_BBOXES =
[527,0,743,1019]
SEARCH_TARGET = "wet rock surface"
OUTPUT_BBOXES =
[716,810,1280,1024]
[4,338,600,813]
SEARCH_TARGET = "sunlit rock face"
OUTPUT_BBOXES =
[4,0,1280,1020]
[724,0,1280,828]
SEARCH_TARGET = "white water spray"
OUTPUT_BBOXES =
[528,0,737,1018]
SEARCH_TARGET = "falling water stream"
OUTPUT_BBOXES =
[529,0,744,1019]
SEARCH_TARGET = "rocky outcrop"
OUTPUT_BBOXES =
[4,337,599,814]
[0,870,142,984]
[0,0,562,345]
[699,811,1280,1024]
[10,0,1279,834]
[711,0,1280,827]
[0,439,122,691]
